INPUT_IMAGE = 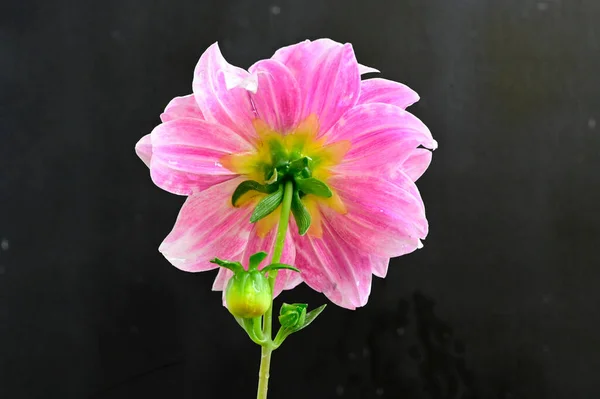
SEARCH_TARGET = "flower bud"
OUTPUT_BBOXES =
[225,270,272,318]
[278,303,307,329]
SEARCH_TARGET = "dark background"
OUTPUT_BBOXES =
[1,0,599,398]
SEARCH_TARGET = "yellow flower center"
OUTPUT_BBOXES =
[221,116,350,238]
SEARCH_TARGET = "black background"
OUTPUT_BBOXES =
[2,0,599,398]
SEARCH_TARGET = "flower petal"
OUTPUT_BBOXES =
[327,103,436,177]
[160,94,204,122]
[212,267,233,292]
[149,118,251,195]
[370,256,390,278]
[248,59,301,133]
[272,39,360,136]
[293,219,372,309]
[358,64,380,75]
[193,42,257,144]
[401,148,432,182]
[159,178,253,272]
[357,78,420,109]
[135,134,153,168]
[325,173,428,258]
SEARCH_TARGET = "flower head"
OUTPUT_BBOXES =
[136,39,437,309]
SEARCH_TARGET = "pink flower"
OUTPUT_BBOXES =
[135,39,437,309]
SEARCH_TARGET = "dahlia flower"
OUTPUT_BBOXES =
[135,39,436,309]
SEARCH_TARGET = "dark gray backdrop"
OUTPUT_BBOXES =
[1,0,599,398]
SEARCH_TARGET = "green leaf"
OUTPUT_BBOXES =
[210,258,244,273]
[248,251,268,270]
[261,263,301,275]
[250,184,284,223]
[231,180,276,207]
[295,177,333,198]
[300,304,327,332]
[291,189,311,235]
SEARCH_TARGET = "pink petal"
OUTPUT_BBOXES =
[135,134,153,168]
[328,102,436,149]
[401,148,433,182]
[271,39,317,66]
[149,118,251,195]
[160,94,204,122]
[357,78,420,109]
[370,256,390,278]
[248,59,301,133]
[272,39,361,136]
[212,267,233,292]
[325,173,428,258]
[193,43,257,144]
[159,178,253,272]
[293,219,373,309]
[328,103,436,177]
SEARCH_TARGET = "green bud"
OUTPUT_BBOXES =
[273,303,327,348]
[225,270,272,319]
[279,303,307,329]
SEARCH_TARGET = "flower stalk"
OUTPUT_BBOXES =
[256,180,294,399]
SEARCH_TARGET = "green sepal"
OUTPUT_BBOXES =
[250,184,284,223]
[248,251,268,270]
[295,177,333,198]
[233,315,245,329]
[209,257,244,273]
[288,156,311,174]
[231,180,277,207]
[265,168,278,184]
[268,139,289,167]
[273,303,327,348]
[291,189,311,236]
[261,263,301,275]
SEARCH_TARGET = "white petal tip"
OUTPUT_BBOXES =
[358,63,380,75]
[224,73,259,93]
[134,135,153,168]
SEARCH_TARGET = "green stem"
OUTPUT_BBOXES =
[256,180,294,399]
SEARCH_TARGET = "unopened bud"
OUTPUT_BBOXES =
[225,270,272,318]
